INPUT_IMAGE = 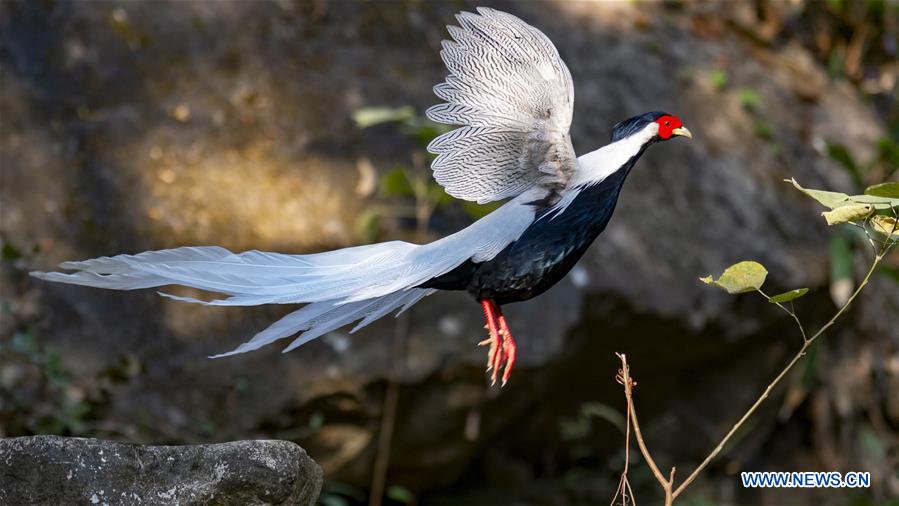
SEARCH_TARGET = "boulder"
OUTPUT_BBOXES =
[0,436,322,506]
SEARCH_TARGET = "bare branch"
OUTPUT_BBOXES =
[610,387,636,506]
[611,196,897,505]
[616,353,674,505]
[672,241,893,499]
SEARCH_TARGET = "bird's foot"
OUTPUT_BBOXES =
[478,299,517,387]
[477,332,500,373]
[497,315,517,386]
[478,299,502,378]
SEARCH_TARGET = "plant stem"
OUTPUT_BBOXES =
[671,248,888,499]
[611,359,636,506]
[759,289,808,342]
[617,354,674,505]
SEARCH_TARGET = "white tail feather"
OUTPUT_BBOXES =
[208,289,433,357]
[30,190,539,355]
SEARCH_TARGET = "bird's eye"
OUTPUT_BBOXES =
[665,121,670,126]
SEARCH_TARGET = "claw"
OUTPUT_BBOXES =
[480,299,501,377]
[478,299,518,387]
[497,314,516,387]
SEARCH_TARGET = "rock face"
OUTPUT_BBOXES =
[0,436,323,506]
[1,0,896,504]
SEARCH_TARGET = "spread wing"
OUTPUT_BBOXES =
[426,7,578,204]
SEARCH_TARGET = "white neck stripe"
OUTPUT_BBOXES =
[539,122,658,221]
[574,122,658,186]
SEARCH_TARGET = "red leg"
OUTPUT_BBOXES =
[477,299,517,387]
[478,299,502,380]
[496,311,517,387]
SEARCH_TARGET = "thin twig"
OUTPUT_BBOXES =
[672,239,892,499]
[616,353,675,506]
[758,289,808,342]
[615,217,896,504]
[610,373,636,506]
[850,221,879,257]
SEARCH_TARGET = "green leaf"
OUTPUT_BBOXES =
[821,204,874,225]
[709,69,728,90]
[386,485,414,505]
[829,232,853,306]
[754,119,774,139]
[736,88,762,109]
[864,182,899,198]
[768,288,809,304]
[352,106,415,128]
[700,261,768,294]
[786,178,850,209]
[379,168,413,197]
[844,194,899,209]
[787,178,898,211]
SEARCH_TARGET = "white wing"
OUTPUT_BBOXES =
[426,7,577,204]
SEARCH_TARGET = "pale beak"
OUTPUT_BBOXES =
[672,126,692,139]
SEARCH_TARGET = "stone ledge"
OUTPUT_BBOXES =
[0,435,322,506]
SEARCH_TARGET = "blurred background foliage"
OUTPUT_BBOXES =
[1,1,897,505]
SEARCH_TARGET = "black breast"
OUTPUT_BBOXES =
[420,166,633,304]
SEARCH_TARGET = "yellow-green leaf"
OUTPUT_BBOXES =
[821,204,874,225]
[849,195,899,211]
[871,215,899,238]
[845,194,899,210]
[700,261,768,294]
[352,106,415,128]
[379,168,413,197]
[786,178,850,209]
[865,182,899,199]
[768,288,809,304]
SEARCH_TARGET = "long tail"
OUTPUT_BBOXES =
[30,193,537,355]
[30,243,443,355]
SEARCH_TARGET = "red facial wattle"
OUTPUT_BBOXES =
[655,115,683,140]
